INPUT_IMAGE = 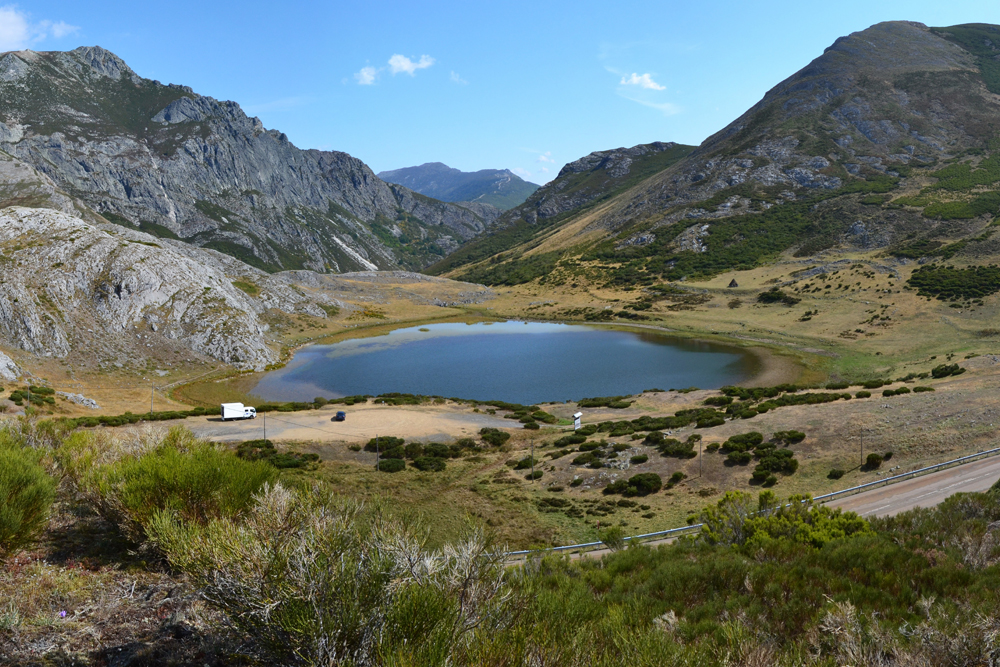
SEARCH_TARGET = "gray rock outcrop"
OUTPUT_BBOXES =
[0,46,499,274]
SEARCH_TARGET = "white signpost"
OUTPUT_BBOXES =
[573,411,583,431]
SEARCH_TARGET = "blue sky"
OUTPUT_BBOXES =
[5,1,1000,183]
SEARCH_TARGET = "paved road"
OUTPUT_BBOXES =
[510,453,1000,563]
[827,454,1000,517]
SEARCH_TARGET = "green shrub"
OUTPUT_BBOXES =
[856,391,872,398]
[525,470,543,480]
[377,458,406,473]
[74,439,277,543]
[751,449,798,482]
[513,456,538,470]
[931,363,966,378]
[578,396,633,409]
[703,396,733,406]
[630,454,649,465]
[365,436,405,452]
[706,442,721,452]
[862,380,885,389]
[236,439,319,469]
[722,432,764,452]
[523,421,540,430]
[696,416,725,428]
[757,288,801,305]
[604,473,662,497]
[913,386,935,392]
[556,434,588,447]
[411,457,447,472]
[598,525,626,551]
[479,428,510,447]
[0,444,56,562]
[772,430,806,444]
[825,382,850,390]
[828,469,846,480]
[149,486,515,666]
[570,478,583,487]
[667,472,686,486]
[865,453,884,470]
[727,451,753,465]
[577,424,599,436]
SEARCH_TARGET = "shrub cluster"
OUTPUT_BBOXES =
[931,363,966,378]
[61,428,278,544]
[235,439,320,469]
[479,428,511,447]
[757,288,801,305]
[908,264,1000,301]
[603,473,662,497]
[9,386,56,407]
[577,395,633,409]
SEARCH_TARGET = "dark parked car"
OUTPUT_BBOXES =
[332,411,346,422]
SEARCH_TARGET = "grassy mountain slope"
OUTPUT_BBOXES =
[434,21,1000,289]
[378,162,539,210]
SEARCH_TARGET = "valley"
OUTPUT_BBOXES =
[4,17,1000,666]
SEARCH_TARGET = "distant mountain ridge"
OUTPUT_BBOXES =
[0,46,500,273]
[378,162,538,210]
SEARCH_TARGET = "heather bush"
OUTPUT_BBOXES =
[149,485,518,666]
[0,442,56,562]
[62,428,277,543]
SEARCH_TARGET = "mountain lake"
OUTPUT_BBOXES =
[249,321,760,405]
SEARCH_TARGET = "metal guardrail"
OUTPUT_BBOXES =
[504,446,1000,559]
[812,446,1000,503]
[505,524,703,558]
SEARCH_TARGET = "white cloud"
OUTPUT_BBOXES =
[618,93,681,116]
[388,54,434,76]
[0,7,30,50]
[50,21,79,38]
[355,66,378,85]
[511,167,533,179]
[0,7,79,51]
[450,70,467,85]
[620,72,665,90]
[537,151,554,163]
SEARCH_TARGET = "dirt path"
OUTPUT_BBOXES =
[179,402,514,444]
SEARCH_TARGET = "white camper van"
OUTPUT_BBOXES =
[221,403,257,421]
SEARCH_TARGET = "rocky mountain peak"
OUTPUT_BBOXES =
[67,45,138,81]
[0,46,498,274]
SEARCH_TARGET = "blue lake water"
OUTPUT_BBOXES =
[250,321,760,405]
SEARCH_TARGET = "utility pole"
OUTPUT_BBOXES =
[530,440,535,482]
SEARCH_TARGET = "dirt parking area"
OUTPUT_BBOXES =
[178,402,514,445]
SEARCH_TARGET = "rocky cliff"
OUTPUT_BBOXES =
[0,46,499,274]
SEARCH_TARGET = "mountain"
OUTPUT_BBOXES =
[0,155,493,372]
[432,22,1000,287]
[378,163,539,210]
[0,46,500,273]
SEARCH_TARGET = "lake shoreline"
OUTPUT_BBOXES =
[246,319,811,404]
